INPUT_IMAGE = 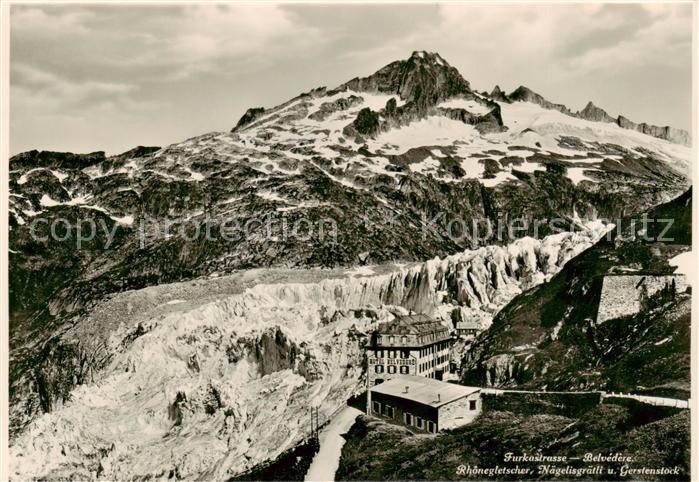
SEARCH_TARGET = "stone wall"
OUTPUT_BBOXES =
[439,393,482,430]
[596,275,688,324]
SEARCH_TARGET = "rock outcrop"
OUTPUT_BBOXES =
[507,85,574,115]
[343,51,471,108]
[577,101,615,123]
[232,107,265,132]
[616,115,691,146]
[490,85,509,102]
[308,95,363,121]
[9,150,106,171]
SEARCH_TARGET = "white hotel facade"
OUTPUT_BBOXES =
[366,314,451,387]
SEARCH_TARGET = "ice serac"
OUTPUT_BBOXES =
[8,227,606,480]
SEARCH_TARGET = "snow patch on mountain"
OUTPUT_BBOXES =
[369,116,480,152]
[566,167,599,186]
[670,251,694,286]
[438,98,491,115]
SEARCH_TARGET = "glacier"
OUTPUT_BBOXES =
[9,224,609,480]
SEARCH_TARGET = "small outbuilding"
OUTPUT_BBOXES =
[455,320,481,337]
[368,375,482,432]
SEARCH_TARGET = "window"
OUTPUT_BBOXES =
[375,365,384,374]
[416,417,424,429]
[372,401,381,414]
[400,366,409,374]
[401,350,409,359]
[385,405,395,418]
[404,413,412,425]
[427,421,436,433]
[389,350,396,359]
[388,366,396,374]
[469,400,477,411]
[401,336,407,344]
[378,350,383,358]
[389,336,395,344]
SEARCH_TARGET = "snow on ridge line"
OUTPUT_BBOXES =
[497,101,691,175]
[438,98,492,115]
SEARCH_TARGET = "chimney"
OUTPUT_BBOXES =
[404,386,409,394]
[437,393,441,402]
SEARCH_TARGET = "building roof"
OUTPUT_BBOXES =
[376,314,448,336]
[455,320,481,330]
[370,375,480,407]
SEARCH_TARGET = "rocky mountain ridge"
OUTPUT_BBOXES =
[492,84,690,146]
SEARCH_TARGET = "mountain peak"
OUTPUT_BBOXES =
[343,51,470,106]
[508,85,573,115]
[409,50,449,66]
[578,100,615,123]
[490,85,508,102]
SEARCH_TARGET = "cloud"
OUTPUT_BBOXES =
[10,6,94,36]
[433,3,691,83]
[13,64,134,96]
[566,5,691,74]
[10,63,153,123]
[118,4,322,79]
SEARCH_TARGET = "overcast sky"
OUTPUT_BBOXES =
[10,2,693,156]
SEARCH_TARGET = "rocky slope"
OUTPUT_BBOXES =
[461,188,692,396]
[8,229,604,480]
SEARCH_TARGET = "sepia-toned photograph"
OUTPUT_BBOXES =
[1,1,695,480]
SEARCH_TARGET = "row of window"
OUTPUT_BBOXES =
[374,349,411,359]
[417,343,450,357]
[404,412,436,432]
[376,333,449,346]
[418,333,447,344]
[417,355,449,373]
[374,365,410,374]
[376,335,410,345]
[372,401,437,433]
